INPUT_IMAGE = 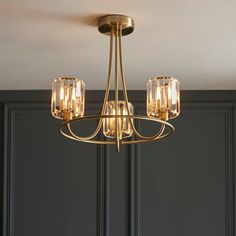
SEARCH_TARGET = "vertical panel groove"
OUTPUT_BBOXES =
[225,106,235,236]
[3,103,9,236]
[97,143,105,236]
[130,104,141,236]
[129,142,140,236]
[104,145,110,236]
[3,104,14,236]
[97,142,111,236]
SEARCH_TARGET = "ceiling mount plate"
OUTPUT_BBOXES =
[97,14,135,36]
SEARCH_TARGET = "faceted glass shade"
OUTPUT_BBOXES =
[103,101,134,139]
[147,77,180,120]
[51,77,85,120]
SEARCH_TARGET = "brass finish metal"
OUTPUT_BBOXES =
[55,15,177,152]
[98,14,134,36]
[114,24,120,151]
[59,115,175,144]
[63,110,73,120]
[159,111,169,121]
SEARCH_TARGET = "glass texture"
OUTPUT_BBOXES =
[51,77,85,119]
[103,101,134,139]
[147,77,180,120]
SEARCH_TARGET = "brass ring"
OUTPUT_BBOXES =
[59,115,174,145]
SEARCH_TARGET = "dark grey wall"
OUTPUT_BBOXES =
[0,90,235,236]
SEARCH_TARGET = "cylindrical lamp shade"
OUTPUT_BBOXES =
[103,101,134,139]
[147,77,180,120]
[51,77,85,120]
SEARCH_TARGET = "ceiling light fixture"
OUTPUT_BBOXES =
[51,14,180,152]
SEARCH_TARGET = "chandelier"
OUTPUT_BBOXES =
[51,14,180,152]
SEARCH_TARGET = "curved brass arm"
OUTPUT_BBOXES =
[65,29,114,141]
[118,27,166,140]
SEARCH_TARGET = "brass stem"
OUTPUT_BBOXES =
[114,24,120,152]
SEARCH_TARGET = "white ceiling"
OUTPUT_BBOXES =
[0,0,236,90]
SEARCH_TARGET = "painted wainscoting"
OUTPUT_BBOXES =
[1,90,236,236]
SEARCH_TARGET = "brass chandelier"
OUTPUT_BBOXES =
[51,14,180,152]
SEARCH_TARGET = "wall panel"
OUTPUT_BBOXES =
[0,91,235,236]
[3,103,102,236]
[135,103,234,236]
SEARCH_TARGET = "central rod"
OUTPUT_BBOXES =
[114,23,120,152]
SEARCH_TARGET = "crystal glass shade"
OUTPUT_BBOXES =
[51,77,85,120]
[147,77,180,120]
[103,101,134,139]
